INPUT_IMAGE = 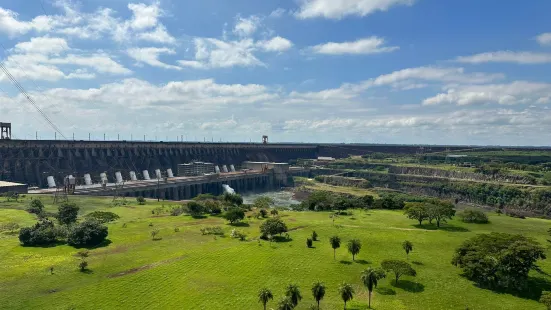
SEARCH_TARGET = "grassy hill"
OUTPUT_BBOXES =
[1,195,550,309]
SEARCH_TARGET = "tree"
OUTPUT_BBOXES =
[338,282,354,310]
[223,208,245,224]
[77,250,89,272]
[540,291,551,310]
[27,199,44,215]
[378,195,405,210]
[57,203,79,225]
[224,193,243,206]
[329,235,341,260]
[285,284,302,307]
[428,202,455,227]
[312,231,318,241]
[307,238,313,248]
[271,209,279,217]
[381,260,416,285]
[347,239,362,261]
[277,297,295,310]
[404,203,428,225]
[361,267,386,309]
[187,201,205,217]
[311,281,326,309]
[402,241,413,260]
[258,288,273,310]
[136,196,146,205]
[260,217,288,239]
[204,200,222,215]
[452,232,545,290]
[67,220,108,247]
[360,195,375,209]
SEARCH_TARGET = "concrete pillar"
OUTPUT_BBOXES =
[173,187,179,201]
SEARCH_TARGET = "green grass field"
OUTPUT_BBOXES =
[1,195,551,309]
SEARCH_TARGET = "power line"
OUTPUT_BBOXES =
[0,62,66,139]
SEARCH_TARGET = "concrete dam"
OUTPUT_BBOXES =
[1,139,540,187]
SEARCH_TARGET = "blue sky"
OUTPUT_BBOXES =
[1,0,551,145]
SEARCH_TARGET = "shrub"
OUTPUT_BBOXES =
[312,231,318,241]
[230,229,247,241]
[136,196,146,205]
[506,209,527,219]
[170,206,185,216]
[223,193,243,206]
[174,227,180,232]
[223,208,245,224]
[19,219,58,246]
[27,199,44,215]
[259,209,268,218]
[452,232,545,290]
[200,226,224,236]
[194,193,218,201]
[204,200,222,215]
[150,228,160,240]
[306,238,313,248]
[186,201,205,217]
[260,217,288,239]
[57,203,79,225]
[84,211,120,224]
[67,220,108,247]
[270,209,279,216]
[457,208,489,223]
[540,291,551,310]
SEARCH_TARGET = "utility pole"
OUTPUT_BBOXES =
[89,133,90,141]
[104,133,106,141]
[118,134,119,141]
[55,132,56,140]
[72,133,74,140]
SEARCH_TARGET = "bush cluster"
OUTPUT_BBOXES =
[67,220,108,247]
[19,219,58,246]
[84,211,120,223]
[457,208,489,223]
[200,226,224,236]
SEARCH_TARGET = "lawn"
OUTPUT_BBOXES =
[1,194,551,309]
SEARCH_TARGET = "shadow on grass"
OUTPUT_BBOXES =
[22,240,67,248]
[229,222,250,227]
[272,236,292,243]
[472,276,551,301]
[190,215,208,219]
[340,260,352,265]
[393,280,425,293]
[73,239,112,250]
[80,269,94,274]
[411,261,424,266]
[413,224,469,232]
[355,259,370,265]
[376,287,396,295]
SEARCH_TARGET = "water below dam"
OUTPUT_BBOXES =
[242,189,301,207]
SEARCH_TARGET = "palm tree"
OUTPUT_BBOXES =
[402,240,413,260]
[277,297,294,310]
[329,235,341,260]
[311,281,326,309]
[258,288,273,310]
[361,267,386,309]
[338,282,355,310]
[285,284,302,307]
[347,239,362,261]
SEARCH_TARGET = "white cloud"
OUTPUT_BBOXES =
[456,51,551,64]
[128,2,162,30]
[65,69,96,80]
[13,36,69,55]
[233,15,261,37]
[137,25,176,44]
[0,7,53,36]
[296,0,415,19]
[181,38,264,69]
[311,37,398,55]
[269,8,286,18]
[371,66,504,85]
[127,47,181,70]
[422,81,551,106]
[536,33,551,46]
[257,36,293,52]
[177,60,205,69]
[49,54,132,74]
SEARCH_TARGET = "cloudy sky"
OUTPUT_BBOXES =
[1,0,551,145]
